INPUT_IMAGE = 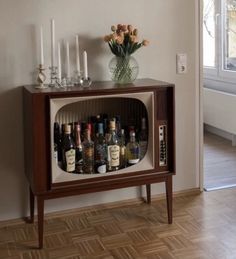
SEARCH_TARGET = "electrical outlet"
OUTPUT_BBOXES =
[176,53,187,74]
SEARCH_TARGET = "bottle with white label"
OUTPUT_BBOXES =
[126,131,140,166]
[139,117,148,159]
[94,123,107,174]
[62,124,76,173]
[107,120,120,171]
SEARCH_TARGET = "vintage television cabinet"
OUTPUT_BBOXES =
[23,78,175,248]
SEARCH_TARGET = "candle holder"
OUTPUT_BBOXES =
[49,66,61,88]
[35,64,47,89]
[66,77,74,87]
[73,70,83,86]
[81,77,92,88]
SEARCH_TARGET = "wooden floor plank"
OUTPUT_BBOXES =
[1,189,236,258]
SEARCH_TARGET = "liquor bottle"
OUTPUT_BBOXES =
[119,129,127,169]
[62,124,76,173]
[82,129,94,174]
[94,123,107,174]
[139,117,148,159]
[75,124,83,173]
[54,122,62,164]
[126,131,140,166]
[107,120,120,171]
[115,115,121,137]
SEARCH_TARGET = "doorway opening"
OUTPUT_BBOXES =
[202,0,236,191]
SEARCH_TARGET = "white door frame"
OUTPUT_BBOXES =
[195,0,204,191]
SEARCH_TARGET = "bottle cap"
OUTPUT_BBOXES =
[64,124,71,134]
[75,123,81,131]
[109,120,116,130]
[130,131,135,137]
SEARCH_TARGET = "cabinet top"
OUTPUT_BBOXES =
[23,78,174,95]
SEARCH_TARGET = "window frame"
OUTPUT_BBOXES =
[204,0,236,83]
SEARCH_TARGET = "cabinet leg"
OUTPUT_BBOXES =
[165,176,173,224]
[146,184,151,204]
[29,187,35,223]
[37,196,44,249]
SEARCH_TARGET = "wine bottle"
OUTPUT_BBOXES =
[119,129,127,169]
[126,131,140,166]
[94,123,107,174]
[75,124,83,174]
[82,129,94,174]
[107,120,120,171]
[62,124,76,173]
[139,117,148,159]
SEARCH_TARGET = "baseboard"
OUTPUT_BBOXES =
[204,124,232,141]
[0,187,201,227]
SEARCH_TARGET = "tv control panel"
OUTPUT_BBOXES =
[159,124,167,166]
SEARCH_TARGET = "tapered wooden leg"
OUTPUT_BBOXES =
[29,187,35,223]
[37,196,44,249]
[146,184,151,204]
[165,176,173,224]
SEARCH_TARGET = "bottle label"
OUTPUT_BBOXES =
[128,158,140,164]
[97,164,106,174]
[120,146,126,156]
[108,145,120,167]
[139,141,148,159]
[84,147,94,159]
[65,149,76,172]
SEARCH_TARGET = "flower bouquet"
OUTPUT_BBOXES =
[104,24,149,84]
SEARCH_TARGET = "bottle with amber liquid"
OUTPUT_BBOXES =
[75,124,83,173]
[107,120,120,171]
[94,123,107,174]
[82,129,94,174]
[119,129,127,169]
[62,124,76,173]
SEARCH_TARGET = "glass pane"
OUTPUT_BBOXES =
[223,0,236,71]
[203,0,216,67]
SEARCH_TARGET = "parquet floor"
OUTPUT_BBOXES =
[1,188,236,259]
[204,131,236,190]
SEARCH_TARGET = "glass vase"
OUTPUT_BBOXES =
[109,55,139,84]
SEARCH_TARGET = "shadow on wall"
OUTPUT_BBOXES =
[0,87,28,218]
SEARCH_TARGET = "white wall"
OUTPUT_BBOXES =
[0,0,199,221]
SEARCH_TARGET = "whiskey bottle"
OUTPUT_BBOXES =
[126,131,140,166]
[107,120,120,171]
[119,129,127,169]
[94,123,107,174]
[75,124,83,173]
[139,117,148,159]
[62,124,76,173]
[82,129,94,174]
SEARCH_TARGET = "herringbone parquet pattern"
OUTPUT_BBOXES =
[1,188,236,259]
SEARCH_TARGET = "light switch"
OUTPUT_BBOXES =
[176,53,187,74]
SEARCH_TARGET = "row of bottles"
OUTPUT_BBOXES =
[54,116,148,174]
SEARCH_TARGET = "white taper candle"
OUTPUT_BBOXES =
[40,26,44,65]
[83,50,88,79]
[50,19,55,67]
[57,42,61,81]
[66,41,70,78]
[75,35,80,72]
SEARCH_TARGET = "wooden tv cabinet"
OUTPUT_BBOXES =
[23,78,175,248]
